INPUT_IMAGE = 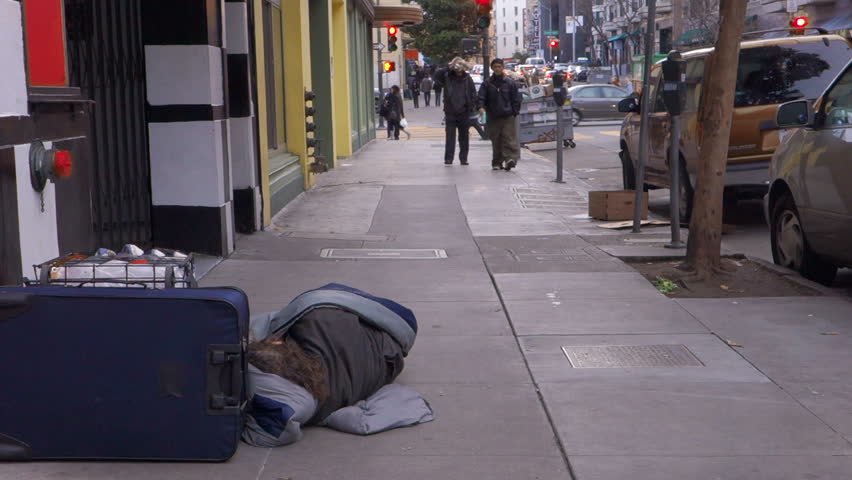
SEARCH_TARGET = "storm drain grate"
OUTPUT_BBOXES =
[562,344,704,368]
[320,248,448,259]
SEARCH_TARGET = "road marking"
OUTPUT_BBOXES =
[599,130,621,137]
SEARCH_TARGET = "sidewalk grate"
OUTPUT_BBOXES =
[279,231,394,241]
[320,248,448,259]
[512,186,586,211]
[562,344,704,368]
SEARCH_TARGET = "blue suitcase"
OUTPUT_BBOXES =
[0,286,249,461]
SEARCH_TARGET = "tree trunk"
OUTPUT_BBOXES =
[684,0,748,278]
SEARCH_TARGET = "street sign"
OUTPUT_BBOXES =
[544,30,559,35]
[372,42,385,51]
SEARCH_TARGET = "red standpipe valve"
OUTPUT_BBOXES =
[53,150,73,178]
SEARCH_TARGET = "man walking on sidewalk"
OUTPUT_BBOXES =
[421,76,433,107]
[434,57,477,166]
[381,85,405,140]
[478,59,522,171]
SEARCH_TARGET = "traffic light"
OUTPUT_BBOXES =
[790,16,808,28]
[549,39,559,49]
[388,26,399,52]
[475,0,492,29]
[383,61,396,73]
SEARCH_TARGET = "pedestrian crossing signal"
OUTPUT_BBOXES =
[383,61,396,73]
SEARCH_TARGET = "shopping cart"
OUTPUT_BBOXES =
[31,249,197,289]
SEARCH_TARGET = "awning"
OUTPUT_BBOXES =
[373,5,424,26]
[607,33,628,42]
[676,28,709,46]
[820,12,852,32]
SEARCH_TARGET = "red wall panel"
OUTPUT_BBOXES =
[23,0,68,87]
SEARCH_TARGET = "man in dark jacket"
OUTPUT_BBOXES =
[434,57,478,165]
[478,58,522,170]
[382,85,405,140]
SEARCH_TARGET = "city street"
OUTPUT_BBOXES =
[534,121,852,297]
[9,102,852,479]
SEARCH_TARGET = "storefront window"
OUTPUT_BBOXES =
[263,0,287,152]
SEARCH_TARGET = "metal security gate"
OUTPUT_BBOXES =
[64,0,152,250]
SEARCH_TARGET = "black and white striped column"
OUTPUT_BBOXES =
[142,0,235,256]
[225,0,261,233]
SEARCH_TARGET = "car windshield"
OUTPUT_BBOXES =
[734,38,852,107]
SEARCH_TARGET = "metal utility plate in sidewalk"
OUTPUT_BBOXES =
[320,248,448,259]
[562,344,704,368]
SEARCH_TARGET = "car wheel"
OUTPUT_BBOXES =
[770,193,837,285]
[677,162,694,224]
[571,109,582,126]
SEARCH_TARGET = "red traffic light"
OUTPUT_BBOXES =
[549,39,559,48]
[475,0,492,13]
[791,16,808,28]
[383,61,396,73]
[388,26,398,35]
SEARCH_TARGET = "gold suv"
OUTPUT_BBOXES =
[618,32,852,221]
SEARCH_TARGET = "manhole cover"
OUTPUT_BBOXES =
[320,248,448,259]
[562,344,704,368]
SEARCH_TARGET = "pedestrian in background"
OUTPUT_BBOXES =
[433,71,443,108]
[478,58,521,170]
[381,85,405,140]
[411,79,421,108]
[434,57,477,166]
[421,76,433,107]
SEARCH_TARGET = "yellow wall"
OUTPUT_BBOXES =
[282,0,313,189]
[331,0,352,157]
[252,0,272,226]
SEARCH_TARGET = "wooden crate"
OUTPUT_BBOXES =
[589,190,648,221]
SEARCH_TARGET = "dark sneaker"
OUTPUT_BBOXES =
[505,159,516,171]
[444,160,453,165]
[492,165,501,170]
[460,160,469,166]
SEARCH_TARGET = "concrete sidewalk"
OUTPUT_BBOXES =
[10,107,852,479]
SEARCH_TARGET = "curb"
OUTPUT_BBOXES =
[747,256,841,297]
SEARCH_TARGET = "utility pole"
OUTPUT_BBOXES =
[572,0,576,63]
[375,27,385,128]
[632,0,657,233]
[672,0,683,46]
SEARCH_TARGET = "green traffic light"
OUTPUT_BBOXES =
[389,44,398,52]
[477,16,490,29]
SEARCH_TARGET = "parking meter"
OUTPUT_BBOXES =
[661,50,685,116]
[552,71,567,106]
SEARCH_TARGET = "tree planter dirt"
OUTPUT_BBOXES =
[629,258,822,298]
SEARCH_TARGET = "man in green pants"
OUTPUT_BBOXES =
[478,58,522,170]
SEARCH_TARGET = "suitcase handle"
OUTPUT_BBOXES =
[0,293,32,323]
[206,345,243,415]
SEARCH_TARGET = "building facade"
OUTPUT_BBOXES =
[496,0,526,59]
[0,0,420,286]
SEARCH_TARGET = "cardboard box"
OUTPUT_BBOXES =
[589,190,648,221]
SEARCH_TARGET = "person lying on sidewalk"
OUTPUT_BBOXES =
[242,284,434,447]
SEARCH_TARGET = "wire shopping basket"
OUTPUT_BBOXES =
[32,250,197,289]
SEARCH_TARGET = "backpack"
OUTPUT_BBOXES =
[379,96,392,117]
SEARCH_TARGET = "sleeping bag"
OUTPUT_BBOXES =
[242,284,434,447]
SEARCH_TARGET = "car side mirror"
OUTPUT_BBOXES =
[776,100,813,128]
[618,97,639,113]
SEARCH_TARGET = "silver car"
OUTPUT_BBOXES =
[765,59,852,285]
[567,85,631,126]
